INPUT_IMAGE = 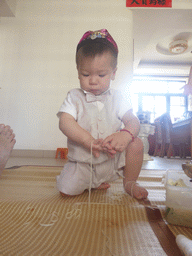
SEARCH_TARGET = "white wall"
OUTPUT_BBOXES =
[0,0,16,17]
[0,0,133,150]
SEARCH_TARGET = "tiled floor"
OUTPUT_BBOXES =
[5,155,191,170]
[142,156,190,170]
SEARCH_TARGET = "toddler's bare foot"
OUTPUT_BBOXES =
[0,124,16,175]
[124,181,148,199]
[95,182,110,190]
[59,183,110,197]
[60,192,76,197]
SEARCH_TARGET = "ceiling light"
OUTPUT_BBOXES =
[169,40,188,54]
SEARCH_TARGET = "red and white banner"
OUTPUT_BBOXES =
[126,0,172,8]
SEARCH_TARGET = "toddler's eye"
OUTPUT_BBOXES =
[82,74,89,77]
[99,74,106,78]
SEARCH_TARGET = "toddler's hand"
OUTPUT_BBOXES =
[91,139,116,158]
[101,143,117,158]
[91,139,104,158]
[102,132,132,154]
[90,138,123,158]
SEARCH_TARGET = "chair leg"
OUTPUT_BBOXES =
[167,143,173,158]
[160,143,165,158]
[153,144,159,156]
[183,144,186,158]
[180,143,186,158]
[55,148,62,159]
[55,149,60,159]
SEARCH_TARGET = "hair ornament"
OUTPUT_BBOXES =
[77,29,118,53]
[89,31,106,40]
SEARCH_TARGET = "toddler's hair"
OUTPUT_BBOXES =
[76,38,118,69]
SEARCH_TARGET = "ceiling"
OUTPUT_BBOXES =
[1,1,192,78]
[132,9,192,77]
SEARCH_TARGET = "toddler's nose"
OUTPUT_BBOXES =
[89,75,98,85]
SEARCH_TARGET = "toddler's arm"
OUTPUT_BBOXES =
[122,110,140,138]
[102,110,140,153]
[59,112,103,157]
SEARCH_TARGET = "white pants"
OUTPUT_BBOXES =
[56,152,125,195]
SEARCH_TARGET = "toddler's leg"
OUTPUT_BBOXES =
[60,183,110,197]
[123,137,148,199]
[0,124,16,176]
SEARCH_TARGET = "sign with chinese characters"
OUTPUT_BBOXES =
[126,0,172,7]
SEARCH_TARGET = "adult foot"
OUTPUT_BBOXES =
[124,181,148,199]
[0,124,16,175]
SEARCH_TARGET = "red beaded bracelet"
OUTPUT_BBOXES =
[120,129,135,142]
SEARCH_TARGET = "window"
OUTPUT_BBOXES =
[130,77,187,123]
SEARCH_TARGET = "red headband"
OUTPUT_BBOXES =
[77,29,118,53]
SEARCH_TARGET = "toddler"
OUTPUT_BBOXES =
[56,29,148,199]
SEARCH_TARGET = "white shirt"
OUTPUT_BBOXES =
[57,88,132,164]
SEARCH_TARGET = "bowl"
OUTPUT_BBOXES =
[182,162,192,178]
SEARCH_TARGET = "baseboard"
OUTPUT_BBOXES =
[11,149,56,158]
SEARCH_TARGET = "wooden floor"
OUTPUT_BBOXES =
[5,155,191,171]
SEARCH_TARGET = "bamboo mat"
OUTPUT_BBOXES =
[0,166,191,256]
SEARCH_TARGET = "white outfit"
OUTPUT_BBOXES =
[56,88,132,195]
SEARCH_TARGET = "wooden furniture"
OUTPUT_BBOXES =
[153,113,172,158]
[153,113,191,158]
[167,118,192,158]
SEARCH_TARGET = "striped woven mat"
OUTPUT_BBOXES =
[0,166,192,256]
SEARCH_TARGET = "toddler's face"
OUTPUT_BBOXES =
[77,52,116,96]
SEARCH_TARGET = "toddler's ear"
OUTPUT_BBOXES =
[111,68,117,80]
